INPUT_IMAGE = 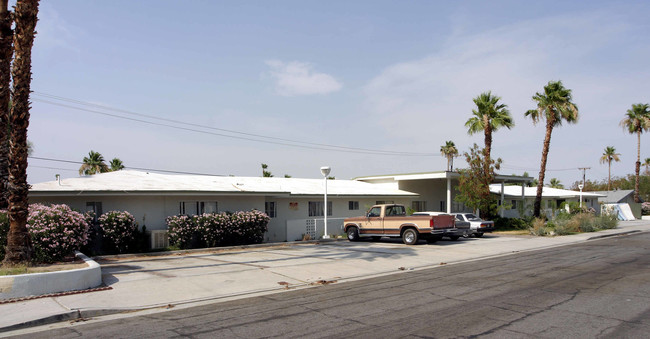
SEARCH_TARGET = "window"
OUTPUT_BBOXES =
[309,201,332,217]
[367,206,381,217]
[265,201,277,218]
[385,205,406,216]
[348,201,359,210]
[86,202,103,222]
[411,201,426,212]
[180,201,217,215]
[440,201,446,212]
[511,200,518,210]
[376,200,394,204]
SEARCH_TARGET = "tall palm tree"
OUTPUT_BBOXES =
[548,178,563,189]
[109,158,124,171]
[465,91,514,166]
[620,103,650,203]
[79,150,109,175]
[3,0,39,265]
[599,146,621,191]
[440,140,458,171]
[0,0,12,210]
[525,80,579,218]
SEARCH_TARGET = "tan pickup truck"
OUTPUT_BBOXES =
[343,204,455,245]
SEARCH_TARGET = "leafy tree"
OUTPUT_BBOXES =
[456,144,502,219]
[79,150,109,175]
[548,178,564,189]
[283,174,292,178]
[3,0,39,265]
[109,158,124,171]
[620,103,650,203]
[525,80,579,218]
[440,140,458,171]
[0,0,10,210]
[466,91,513,173]
[644,158,650,175]
[261,163,273,177]
[599,146,621,191]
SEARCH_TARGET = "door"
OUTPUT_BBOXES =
[360,206,384,235]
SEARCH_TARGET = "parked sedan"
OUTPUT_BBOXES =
[455,213,494,237]
[412,211,470,240]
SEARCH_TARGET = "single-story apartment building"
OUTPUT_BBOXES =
[29,170,419,244]
[489,185,604,218]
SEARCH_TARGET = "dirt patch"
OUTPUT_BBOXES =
[0,257,87,276]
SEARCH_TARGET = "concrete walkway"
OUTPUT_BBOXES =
[1,220,648,334]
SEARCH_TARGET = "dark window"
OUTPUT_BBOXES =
[348,201,359,210]
[309,201,332,217]
[86,202,103,222]
[265,202,277,218]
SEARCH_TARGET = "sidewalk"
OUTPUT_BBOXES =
[1,220,648,334]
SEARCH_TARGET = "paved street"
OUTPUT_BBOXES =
[10,231,650,338]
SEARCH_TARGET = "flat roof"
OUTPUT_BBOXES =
[355,171,532,184]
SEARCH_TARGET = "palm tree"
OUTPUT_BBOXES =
[440,140,458,171]
[548,178,564,189]
[261,163,273,177]
[525,80,579,218]
[79,150,109,175]
[3,0,39,265]
[0,0,12,210]
[466,92,514,167]
[599,146,621,191]
[109,158,124,171]
[620,103,650,203]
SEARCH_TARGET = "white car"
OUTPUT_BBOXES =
[455,213,494,238]
[412,212,470,240]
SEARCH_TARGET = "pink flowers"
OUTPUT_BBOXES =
[98,211,138,254]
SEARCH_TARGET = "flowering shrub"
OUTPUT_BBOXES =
[27,204,90,263]
[166,215,196,249]
[98,211,138,254]
[166,210,269,249]
[642,202,650,215]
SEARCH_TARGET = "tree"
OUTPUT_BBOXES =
[109,158,124,171]
[547,178,564,189]
[525,80,579,218]
[456,144,502,219]
[3,0,39,265]
[79,150,109,175]
[644,158,650,175]
[0,0,11,210]
[620,103,650,203]
[440,140,458,171]
[261,163,273,177]
[283,174,292,178]
[599,146,621,191]
[465,91,514,171]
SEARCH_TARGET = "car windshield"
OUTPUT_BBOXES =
[465,214,481,221]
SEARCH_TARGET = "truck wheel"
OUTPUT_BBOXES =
[475,232,484,238]
[449,235,460,241]
[402,228,419,245]
[347,227,360,241]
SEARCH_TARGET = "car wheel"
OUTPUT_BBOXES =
[475,232,484,238]
[402,228,419,245]
[347,227,360,241]
[449,235,460,241]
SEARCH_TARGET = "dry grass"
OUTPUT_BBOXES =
[0,258,87,276]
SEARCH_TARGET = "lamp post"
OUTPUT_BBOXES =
[320,166,331,239]
[578,184,584,209]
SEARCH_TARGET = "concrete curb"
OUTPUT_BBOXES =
[586,230,641,240]
[0,252,102,300]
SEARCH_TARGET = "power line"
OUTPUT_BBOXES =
[29,156,226,176]
[32,92,441,157]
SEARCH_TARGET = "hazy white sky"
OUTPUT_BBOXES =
[25,0,650,187]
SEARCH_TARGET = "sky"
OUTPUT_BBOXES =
[23,0,650,187]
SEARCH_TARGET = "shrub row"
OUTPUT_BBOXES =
[529,212,618,236]
[166,210,269,249]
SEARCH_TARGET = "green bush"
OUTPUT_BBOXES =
[493,217,530,230]
[166,210,269,249]
[530,212,619,237]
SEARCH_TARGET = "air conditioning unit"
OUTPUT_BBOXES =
[150,230,169,249]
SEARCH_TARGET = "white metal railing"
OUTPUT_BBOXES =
[286,218,345,241]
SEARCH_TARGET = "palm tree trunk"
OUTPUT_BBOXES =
[0,0,11,210]
[534,119,554,218]
[607,159,611,191]
[634,131,641,203]
[3,0,39,265]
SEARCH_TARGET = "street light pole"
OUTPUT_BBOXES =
[320,166,331,239]
[578,184,584,209]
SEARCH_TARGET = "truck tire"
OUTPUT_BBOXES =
[402,228,419,245]
[347,227,360,241]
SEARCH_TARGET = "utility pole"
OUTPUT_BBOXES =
[578,167,591,187]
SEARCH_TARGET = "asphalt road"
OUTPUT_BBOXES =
[13,232,650,338]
